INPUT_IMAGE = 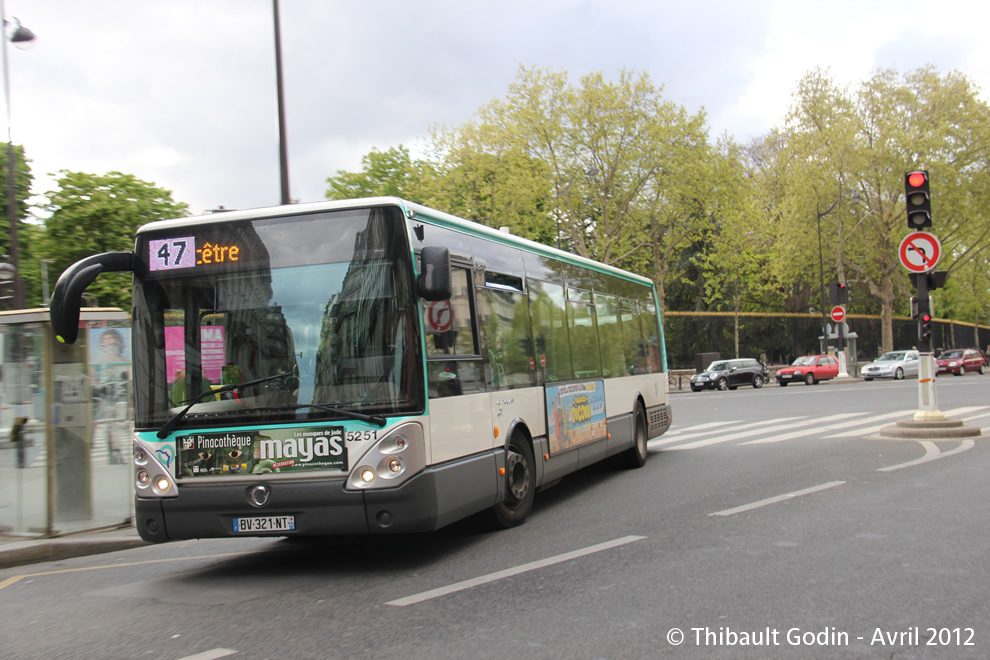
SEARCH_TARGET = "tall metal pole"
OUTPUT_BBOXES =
[1,1,25,308]
[816,206,827,354]
[273,0,290,205]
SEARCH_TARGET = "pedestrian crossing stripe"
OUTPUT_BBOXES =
[647,407,990,451]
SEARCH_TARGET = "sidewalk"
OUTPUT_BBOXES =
[0,523,147,570]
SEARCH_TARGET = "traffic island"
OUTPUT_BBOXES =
[867,418,982,442]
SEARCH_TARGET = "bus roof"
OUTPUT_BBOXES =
[136,196,656,289]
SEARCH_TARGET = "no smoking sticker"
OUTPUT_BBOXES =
[427,300,452,332]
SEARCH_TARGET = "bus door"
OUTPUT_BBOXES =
[424,266,491,463]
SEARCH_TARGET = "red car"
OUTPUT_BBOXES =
[775,354,839,386]
[936,349,986,376]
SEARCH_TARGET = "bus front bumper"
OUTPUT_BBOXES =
[136,470,444,543]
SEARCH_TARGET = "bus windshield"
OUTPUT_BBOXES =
[131,206,424,430]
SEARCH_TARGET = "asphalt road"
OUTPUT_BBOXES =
[2,376,989,659]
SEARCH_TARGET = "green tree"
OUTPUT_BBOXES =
[0,142,34,305]
[695,138,772,356]
[41,171,188,309]
[0,142,33,257]
[325,145,430,203]
[430,66,712,310]
[768,67,990,352]
[421,135,554,243]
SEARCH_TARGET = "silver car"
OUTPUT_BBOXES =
[861,350,920,381]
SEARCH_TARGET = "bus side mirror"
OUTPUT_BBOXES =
[50,252,135,344]
[417,246,451,301]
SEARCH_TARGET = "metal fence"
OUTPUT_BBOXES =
[664,311,990,370]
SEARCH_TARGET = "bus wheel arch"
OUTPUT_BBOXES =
[618,399,648,469]
[489,425,536,528]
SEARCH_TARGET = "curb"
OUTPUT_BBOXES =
[867,417,983,442]
[0,535,148,570]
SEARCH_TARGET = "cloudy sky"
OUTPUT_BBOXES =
[5,0,989,216]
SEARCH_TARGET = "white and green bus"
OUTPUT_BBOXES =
[50,197,671,543]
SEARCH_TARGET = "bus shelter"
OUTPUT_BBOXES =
[0,308,132,537]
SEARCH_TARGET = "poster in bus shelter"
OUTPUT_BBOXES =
[87,326,131,399]
[176,426,347,477]
[546,381,607,453]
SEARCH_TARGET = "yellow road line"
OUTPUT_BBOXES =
[0,552,246,591]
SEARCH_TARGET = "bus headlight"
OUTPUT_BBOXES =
[134,439,178,498]
[346,422,425,490]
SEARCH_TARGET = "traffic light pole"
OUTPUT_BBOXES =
[903,170,942,421]
[914,271,942,421]
[829,281,850,377]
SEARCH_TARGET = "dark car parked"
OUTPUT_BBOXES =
[690,358,768,392]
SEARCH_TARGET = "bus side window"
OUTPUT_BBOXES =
[478,286,533,391]
[424,268,476,357]
[425,267,484,398]
[528,280,572,382]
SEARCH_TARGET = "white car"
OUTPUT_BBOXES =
[861,350,920,381]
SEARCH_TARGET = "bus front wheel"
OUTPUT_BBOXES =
[490,434,535,528]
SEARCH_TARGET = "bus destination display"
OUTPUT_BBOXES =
[149,236,242,272]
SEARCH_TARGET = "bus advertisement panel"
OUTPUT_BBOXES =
[546,381,607,453]
[175,426,347,477]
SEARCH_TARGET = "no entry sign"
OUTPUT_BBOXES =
[899,232,941,273]
[830,306,846,323]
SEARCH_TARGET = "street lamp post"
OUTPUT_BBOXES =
[816,198,840,354]
[272,0,290,205]
[1,5,35,309]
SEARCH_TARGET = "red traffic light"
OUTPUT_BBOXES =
[907,171,927,188]
[922,314,931,322]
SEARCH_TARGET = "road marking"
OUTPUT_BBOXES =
[741,412,870,444]
[709,481,845,517]
[664,417,808,450]
[652,420,738,438]
[0,552,247,592]
[385,535,646,607]
[877,439,976,472]
[942,406,987,417]
[177,650,238,660]
[824,410,922,437]
[827,406,988,438]
[648,421,741,447]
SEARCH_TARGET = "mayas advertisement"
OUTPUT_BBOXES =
[546,381,607,454]
[177,427,347,477]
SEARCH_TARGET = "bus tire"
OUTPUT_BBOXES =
[618,405,648,469]
[490,433,535,528]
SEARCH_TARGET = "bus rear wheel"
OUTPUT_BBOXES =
[618,405,648,469]
[490,434,535,528]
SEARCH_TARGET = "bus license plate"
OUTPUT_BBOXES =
[232,515,295,533]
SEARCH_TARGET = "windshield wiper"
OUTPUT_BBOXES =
[156,371,299,438]
[244,403,387,427]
